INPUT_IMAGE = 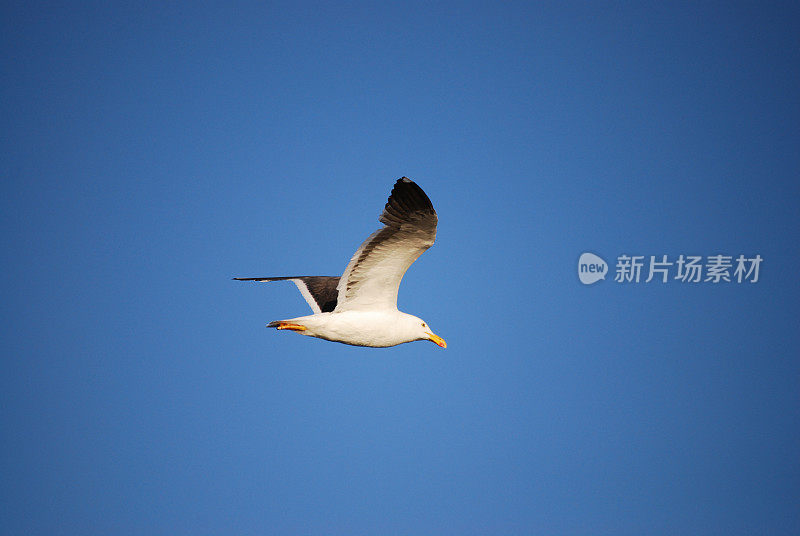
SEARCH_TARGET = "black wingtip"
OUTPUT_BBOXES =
[380,177,436,226]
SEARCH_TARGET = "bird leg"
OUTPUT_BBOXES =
[274,322,307,331]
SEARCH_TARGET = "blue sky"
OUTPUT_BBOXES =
[2,2,799,534]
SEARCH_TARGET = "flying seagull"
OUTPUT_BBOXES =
[234,178,446,348]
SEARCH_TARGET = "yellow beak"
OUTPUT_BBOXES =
[426,332,447,348]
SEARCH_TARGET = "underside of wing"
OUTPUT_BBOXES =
[234,276,340,313]
[335,178,437,312]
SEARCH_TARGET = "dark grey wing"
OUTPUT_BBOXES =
[233,276,340,313]
[334,178,438,312]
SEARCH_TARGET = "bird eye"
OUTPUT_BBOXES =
[421,323,427,328]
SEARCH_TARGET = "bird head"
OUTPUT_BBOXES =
[405,315,446,348]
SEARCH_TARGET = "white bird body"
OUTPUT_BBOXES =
[275,310,441,348]
[235,178,446,349]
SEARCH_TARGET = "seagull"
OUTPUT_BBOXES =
[235,178,446,348]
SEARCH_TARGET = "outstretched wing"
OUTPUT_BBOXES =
[233,276,340,313]
[334,178,437,312]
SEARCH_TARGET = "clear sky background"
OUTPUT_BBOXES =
[2,2,799,534]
